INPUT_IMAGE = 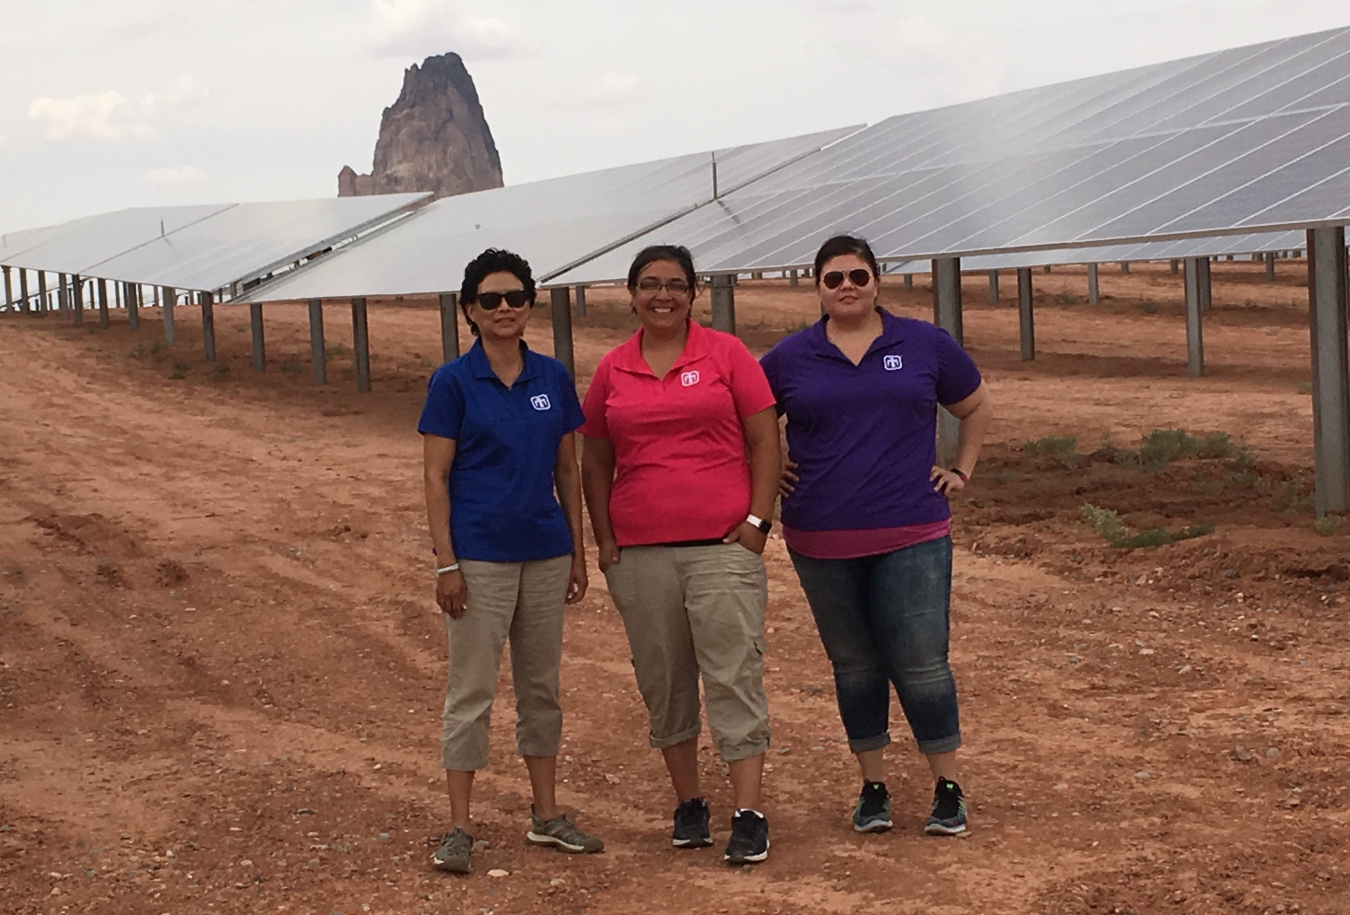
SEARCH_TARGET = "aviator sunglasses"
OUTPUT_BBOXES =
[474,290,531,309]
[821,268,874,290]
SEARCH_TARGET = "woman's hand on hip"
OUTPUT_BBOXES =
[596,539,621,573]
[931,465,967,496]
[567,554,588,604]
[724,521,768,555]
[778,459,799,498]
[436,569,468,619]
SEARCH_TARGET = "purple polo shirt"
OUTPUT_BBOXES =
[759,310,982,539]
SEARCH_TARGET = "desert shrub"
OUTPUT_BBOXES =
[1079,502,1213,549]
[1138,300,1159,314]
[1315,515,1344,536]
[1025,435,1080,468]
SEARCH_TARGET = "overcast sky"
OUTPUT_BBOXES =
[2,0,1347,235]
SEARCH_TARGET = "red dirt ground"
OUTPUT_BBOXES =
[1,260,1347,915]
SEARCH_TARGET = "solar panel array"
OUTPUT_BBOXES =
[553,26,1350,285]
[0,195,428,294]
[237,126,861,302]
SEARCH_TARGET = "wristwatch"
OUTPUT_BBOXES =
[746,513,772,534]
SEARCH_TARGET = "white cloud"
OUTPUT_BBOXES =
[140,165,208,185]
[28,76,210,142]
[368,0,527,60]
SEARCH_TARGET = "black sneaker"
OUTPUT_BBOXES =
[724,810,769,864]
[853,781,893,833]
[672,797,712,848]
[430,827,472,873]
[923,778,967,836]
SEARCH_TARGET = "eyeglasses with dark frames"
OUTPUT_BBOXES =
[821,269,874,290]
[635,278,692,297]
[474,290,531,310]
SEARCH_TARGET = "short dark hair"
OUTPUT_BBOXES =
[460,248,536,337]
[813,235,879,284]
[627,245,698,294]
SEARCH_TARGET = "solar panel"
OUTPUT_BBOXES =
[551,25,1350,285]
[0,195,428,292]
[236,126,862,302]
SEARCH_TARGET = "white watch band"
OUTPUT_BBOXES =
[746,513,771,533]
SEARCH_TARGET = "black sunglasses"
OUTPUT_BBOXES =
[821,269,874,290]
[474,290,531,310]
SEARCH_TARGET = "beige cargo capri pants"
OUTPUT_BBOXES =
[440,555,571,770]
[604,543,771,761]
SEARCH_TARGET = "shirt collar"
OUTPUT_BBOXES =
[467,339,539,383]
[811,307,907,359]
[611,320,710,377]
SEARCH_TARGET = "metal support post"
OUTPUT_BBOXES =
[1119,261,1130,274]
[201,292,216,363]
[307,298,326,382]
[1170,259,1180,275]
[438,293,458,365]
[987,270,999,304]
[550,287,574,377]
[351,297,370,392]
[903,274,913,290]
[97,279,109,328]
[71,275,84,326]
[2,267,11,311]
[1018,267,1035,361]
[710,274,736,334]
[789,269,798,287]
[574,285,587,318]
[1042,265,1052,275]
[37,272,49,314]
[1265,251,1276,283]
[162,286,176,345]
[57,273,68,313]
[932,257,963,467]
[1198,258,1212,313]
[19,269,30,313]
[1088,262,1100,305]
[1308,227,1350,516]
[1184,258,1205,377]
[250,302,266,372]
[127,284,140,330]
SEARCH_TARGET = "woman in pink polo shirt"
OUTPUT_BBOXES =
[580,245,781,866]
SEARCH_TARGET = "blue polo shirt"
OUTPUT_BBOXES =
[418,341,584,562]
[760,310,982,532]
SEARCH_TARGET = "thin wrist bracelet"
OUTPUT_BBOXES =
[435,563,460,576]
[950,468,969,483]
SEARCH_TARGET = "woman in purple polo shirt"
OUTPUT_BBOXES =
[760,235,993,837]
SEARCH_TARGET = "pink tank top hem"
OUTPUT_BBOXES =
[782,519,951,560]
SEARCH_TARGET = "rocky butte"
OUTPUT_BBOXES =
[339,52,504,199]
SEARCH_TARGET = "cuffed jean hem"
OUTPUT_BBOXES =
[848,733,892,754]
[648,720,703,751]
[719,738,771,762]
[916,733,962,755]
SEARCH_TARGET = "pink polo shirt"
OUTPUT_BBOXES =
[582,321,776,547]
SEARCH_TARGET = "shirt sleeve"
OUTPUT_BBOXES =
[417,367,465,440]
[934,328,983,407]
[579,356,612,439]
[758,344,787,417]
[725,337,777,419]
[558,364,585,433]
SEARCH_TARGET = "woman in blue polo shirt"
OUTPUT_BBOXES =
[760,235,993,839]
[419,248,602,874]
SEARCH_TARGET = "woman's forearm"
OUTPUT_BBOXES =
[424,476,456,564]
[580,449,618,546]
[554,456,586,559]
[953,400,993,478]
[743,410,782,520]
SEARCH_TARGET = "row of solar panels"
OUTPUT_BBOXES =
[3,25,1347,306]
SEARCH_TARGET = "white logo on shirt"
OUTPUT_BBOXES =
[680,370,701,387]
[530,394,552,411]
[883,354,903,371]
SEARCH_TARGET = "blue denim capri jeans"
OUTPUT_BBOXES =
[787,536,961,755]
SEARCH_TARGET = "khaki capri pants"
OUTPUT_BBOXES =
[604,543,770,762]
[440,555,571,771]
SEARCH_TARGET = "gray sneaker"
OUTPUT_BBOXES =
[431,827,473,873]
[526,809,604,854]
[853,781,893,833]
